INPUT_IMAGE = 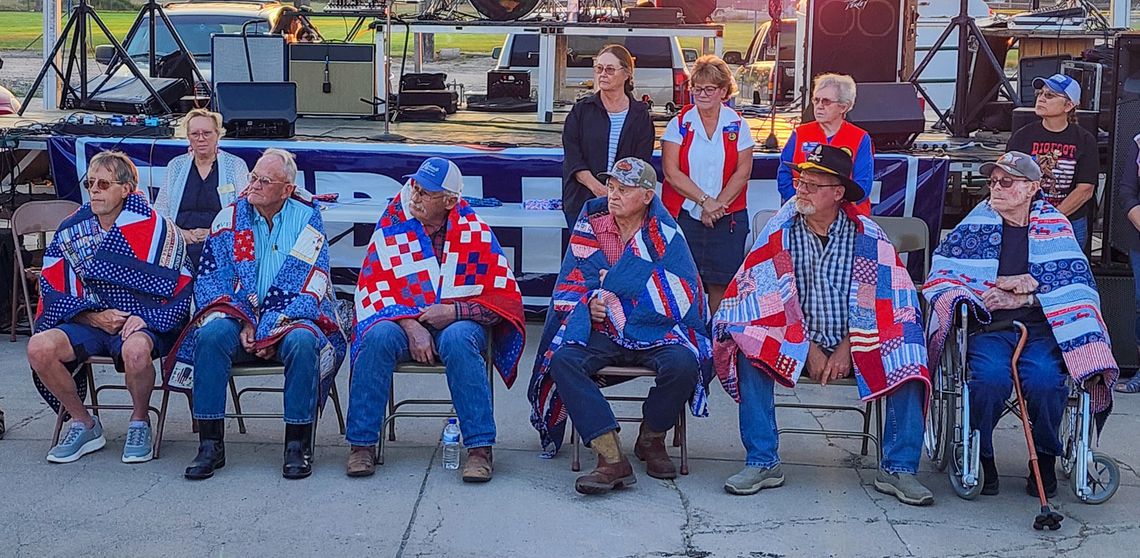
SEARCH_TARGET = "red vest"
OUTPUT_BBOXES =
[792,121,872,213]
[662,105,747,217]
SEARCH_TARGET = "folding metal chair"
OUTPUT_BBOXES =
[9,200,80,341]
[225,361,347,437]
[568,366,689,475]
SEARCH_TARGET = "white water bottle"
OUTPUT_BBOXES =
[442,418,461,470]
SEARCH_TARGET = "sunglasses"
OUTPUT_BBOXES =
[812,97,844,109]
[84,178,127,192]
[988,176,1030,190]
[593,64,623,76]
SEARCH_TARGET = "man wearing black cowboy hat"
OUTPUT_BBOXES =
[713,144,934,506]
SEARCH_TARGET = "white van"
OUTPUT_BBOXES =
[493,34,691,109]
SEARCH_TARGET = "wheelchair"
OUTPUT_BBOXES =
[925,302,1120,504]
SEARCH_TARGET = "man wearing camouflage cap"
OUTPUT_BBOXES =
[529,157,714,494]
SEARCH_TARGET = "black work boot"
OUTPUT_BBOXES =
[981,455,999,495]
[1026,454,1058,498]
[283,422,314,479]
[185,419,226,480]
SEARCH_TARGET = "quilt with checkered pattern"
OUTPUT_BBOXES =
[352,192,525,386]
[713,201,930,403]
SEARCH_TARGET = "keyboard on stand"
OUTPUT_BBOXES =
[323,0,388,14]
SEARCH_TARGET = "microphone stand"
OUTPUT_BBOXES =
[371,0,406,142]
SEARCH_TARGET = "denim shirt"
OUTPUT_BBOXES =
[251,198,309,303]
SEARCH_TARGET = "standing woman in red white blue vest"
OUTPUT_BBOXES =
[661,55,755,313]
[777,73,873,213]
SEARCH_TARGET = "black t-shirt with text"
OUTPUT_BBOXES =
[1006,121,1099,220]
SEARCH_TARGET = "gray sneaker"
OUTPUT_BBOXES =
[47,417,106,463]
[874,471,934,506]
[724,465,785,495]
[122,421,154,463]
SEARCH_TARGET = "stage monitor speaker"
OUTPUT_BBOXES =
[803,0,916,90]
[78,75,187,114]
[657,0,715,24]
[488,70,531,100]
[1108,33,1140,256]
[1011,107,1098,136]
[1018,55,1071,107]
[1092,270,1140,372]
[211,34,288,88]
[215,82,297,139]
[289,43,375,116]
[470,0,539,21]
[832,82,924,151]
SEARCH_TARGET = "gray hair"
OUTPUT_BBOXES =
[813,73,857,107]
[89,150,139,192]
[261,148,298,183]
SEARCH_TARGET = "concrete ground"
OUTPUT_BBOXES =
[1,324,1138,558]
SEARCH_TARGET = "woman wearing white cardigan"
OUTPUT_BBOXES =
[154,108,249,266]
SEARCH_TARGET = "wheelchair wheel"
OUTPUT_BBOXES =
[926,375,955,471]
[1071,452,1120,505]
[1059,405,1078,480]
[949,444,983,500]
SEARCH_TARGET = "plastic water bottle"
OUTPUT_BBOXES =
[442,419,461,470]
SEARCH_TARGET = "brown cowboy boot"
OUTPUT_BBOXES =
[575,430,636,494]
[462,447,493,483]
[346,446,376,477]
[634,421,677,479]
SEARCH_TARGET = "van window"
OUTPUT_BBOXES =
[748,23,796,63]
[508,34,673,69]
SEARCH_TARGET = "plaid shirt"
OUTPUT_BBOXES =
[426,219,501,327]
[788,213,856,351]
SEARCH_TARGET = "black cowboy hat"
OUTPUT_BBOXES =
[782,144,864,202]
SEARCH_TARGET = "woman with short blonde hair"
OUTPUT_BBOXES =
[154,108,249,266]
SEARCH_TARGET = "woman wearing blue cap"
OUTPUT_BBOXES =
[1006,73,1098,250]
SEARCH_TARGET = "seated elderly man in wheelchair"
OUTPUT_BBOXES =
[713,144,933,506]
[924,151,1118,498]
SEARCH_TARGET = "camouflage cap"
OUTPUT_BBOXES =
[599,157,657,189]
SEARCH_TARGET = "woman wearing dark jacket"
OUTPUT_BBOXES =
[561,44,655,226]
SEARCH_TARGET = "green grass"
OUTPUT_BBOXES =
[0,11,763,54]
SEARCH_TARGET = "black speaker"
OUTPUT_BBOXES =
[657,0,715,24]
[77,75,188,114]
[401,73,447,92]
[834,82,924,151]
[1108,34,1140,255]
[1018,55,1072,107]
[488,70,530,100]
[804,0,913,86]
[216,82,297,139]
[1092,270,1139,372]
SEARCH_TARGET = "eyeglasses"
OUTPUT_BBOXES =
[188,130,216,140]
[84,178,126,191]
[988,176,1030,190]
[248,172,289,188]
[794,177,842,193]
[812,97,844,109]
[593,64,623,76]
[410,182,450,201]
[1035,89,1066,101]
[691,85,723,98]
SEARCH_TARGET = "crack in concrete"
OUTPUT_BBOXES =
[858,478,915,557]
[664,480,711,558]
[85,473,164,522]
[394,444,439,558]
[4,407,52,435]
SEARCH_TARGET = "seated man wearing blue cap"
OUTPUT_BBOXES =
[345,158,526,482]
[1007,73,1098,249]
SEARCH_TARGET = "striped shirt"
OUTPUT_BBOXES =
[252,198,310,303]
[606,109,628,170]
[788,213,856,351]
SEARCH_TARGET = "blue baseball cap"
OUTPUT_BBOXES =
[1032,73,1081,105]
[403,157,464,195]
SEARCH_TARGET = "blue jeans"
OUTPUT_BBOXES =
[736,355,926,474]
[966,321,1067,458]
[547,331,699,444]
[192,317,320,424]
[1071,216,1088,252]
[345,320,495,448]
[1131,250,1140,345]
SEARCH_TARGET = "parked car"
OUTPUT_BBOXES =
[729,18,797,106]
[494,34,690,110]
[95,1,311,84]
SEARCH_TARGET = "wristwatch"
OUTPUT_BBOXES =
[698,194,710,206]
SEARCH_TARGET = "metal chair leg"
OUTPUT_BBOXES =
[86,364,101,419]
[860,401,873,456]
[228,378,247,434]
[187,393,199,433]
[329,382,346,435]
[51,407,66,447]
[570,423,581,472]
[9,269,18,342]
[679,411,689,476]
[387,383,396,442]
[152,388,171,459]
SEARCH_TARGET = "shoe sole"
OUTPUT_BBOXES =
[346,468,376,478]
[47,435,106,464]
[724,475,785,496]
[283,469,313,480]
[575,475,637,495]
[184,458,226,480]
[462,473,493,483]
[122,448,154,464]
[635,447,678,480]
[873,479,934,506]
